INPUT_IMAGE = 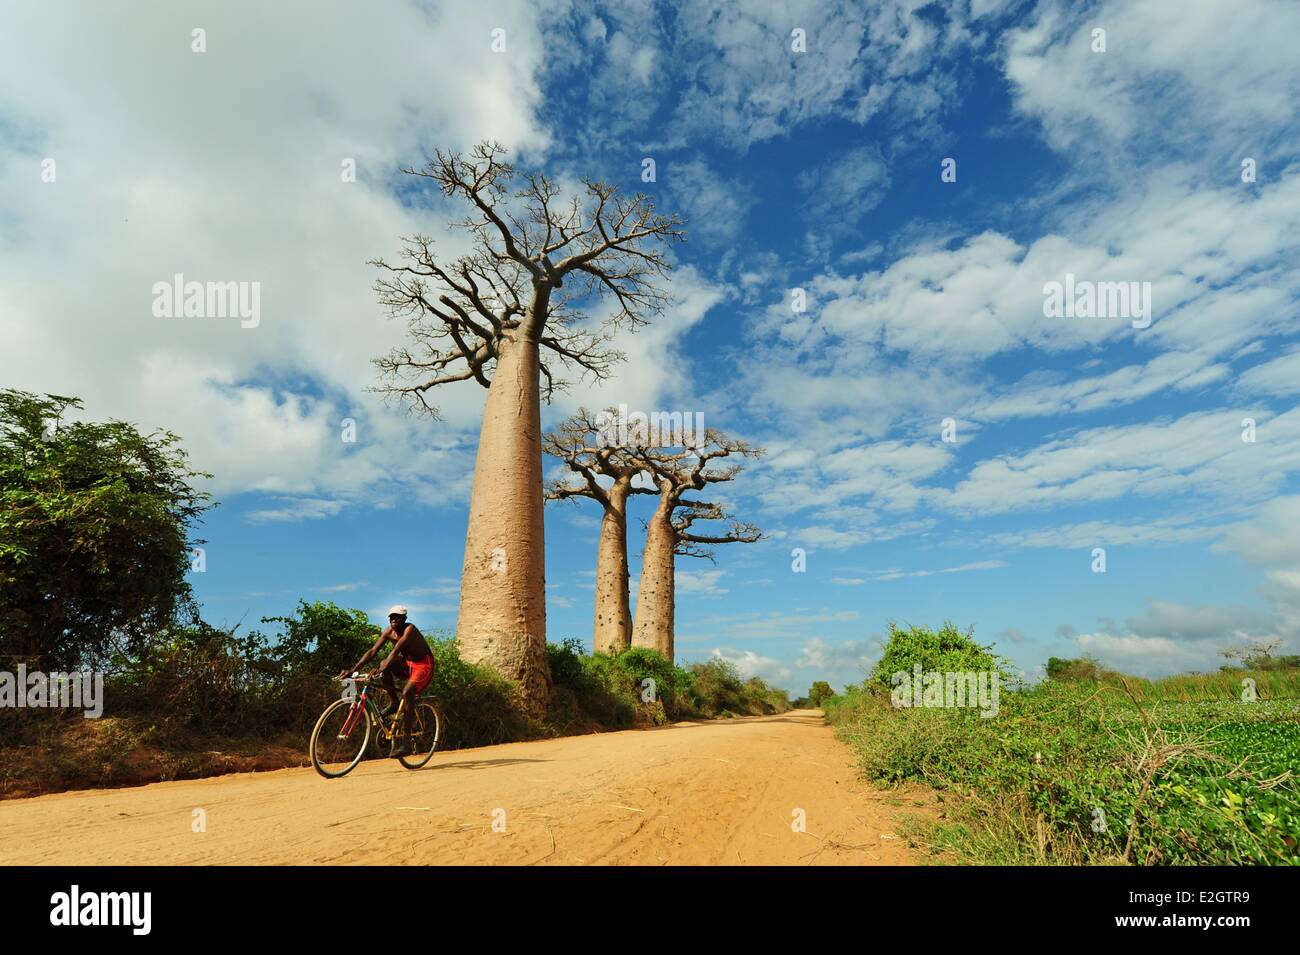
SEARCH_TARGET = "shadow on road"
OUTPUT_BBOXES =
[425,757,550,771]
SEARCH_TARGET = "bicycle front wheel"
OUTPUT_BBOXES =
[398,702,444,770]
[310,698,373,778]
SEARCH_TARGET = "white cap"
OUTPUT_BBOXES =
[388,605,408,617]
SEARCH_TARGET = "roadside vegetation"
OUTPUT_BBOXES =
[825,623,1300,865]
[1,600,789,798]
[0,388,787,799]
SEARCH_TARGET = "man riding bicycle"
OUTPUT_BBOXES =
[339,606,435,758]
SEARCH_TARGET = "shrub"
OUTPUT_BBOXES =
[547,639,635,730]
[610,646,694,718]
[808,681,835,707]
[427,633,540,747]
[869,621,1013,689]
[1045,656,1112,682]
[688,658,746,717]
[685,657,790,718]
[3,608,792,797]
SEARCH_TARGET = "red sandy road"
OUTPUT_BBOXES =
[0,710,917,865]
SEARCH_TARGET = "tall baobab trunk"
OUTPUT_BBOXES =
[593,478,633,653]
[372,143,684,714]
[631,488,677,659]
[456,330,550,713]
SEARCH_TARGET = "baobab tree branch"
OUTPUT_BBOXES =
[678,525,765,546]
[402,142,541,279]
[670,501,764,562]
[637,429,762,499]
[544,476,605,507]
[543,408,661,506]
[546,457,610,507]
[538,330,621,379]
[372,142,682,416]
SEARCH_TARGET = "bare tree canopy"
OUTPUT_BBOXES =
[371,142,685,416]
[670,499,764,561]
[637,428,762,502]
[543,407,657,506]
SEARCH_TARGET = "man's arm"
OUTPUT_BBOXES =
[340,628,391,677]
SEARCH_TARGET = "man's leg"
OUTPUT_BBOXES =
[379,655,404,715]
[393,679,418,756]
[379,655,396,703]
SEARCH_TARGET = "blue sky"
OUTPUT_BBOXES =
[3,0,1300,693]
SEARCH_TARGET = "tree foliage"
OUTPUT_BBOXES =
[1221,639,1300,672]
[0,390,211,668]
[868,621,1012,689]
[808,680,835,707]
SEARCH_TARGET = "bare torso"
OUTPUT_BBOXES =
[385,623,431,662]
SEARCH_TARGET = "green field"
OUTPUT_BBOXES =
[825,637,1300,866]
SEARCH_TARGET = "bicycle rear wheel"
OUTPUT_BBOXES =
[398,701,443,769]
[310,698,373,778]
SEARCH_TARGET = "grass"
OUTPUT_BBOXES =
[825,672,1300,865]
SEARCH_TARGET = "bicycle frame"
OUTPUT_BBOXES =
[336,679,410,742]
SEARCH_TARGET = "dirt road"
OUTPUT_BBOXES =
[0,710,919,865]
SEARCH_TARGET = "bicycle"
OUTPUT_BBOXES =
[309,672,444,778]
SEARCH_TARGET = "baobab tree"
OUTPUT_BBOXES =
[543,408,655,654]
[631,433,763,659]
[370,142,684,712]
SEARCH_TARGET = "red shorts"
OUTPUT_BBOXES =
[402,656,434,694]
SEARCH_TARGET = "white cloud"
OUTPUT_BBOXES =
[799,143,891,253]
[1005,0,1300,167]
[313,581,369,593]
[0,0,549,511]
[665,1,977,151]
[547,265,730,423]
[871,559,1007,582]
[246,498,346,524]
[1125,599,1275,645]
[988,518,1219,550]
[1237,346,1300,397]
[1219,496,1300,571]
[757,170,1300,373]
[938,407,1300,516]
[795,637,877,672]
[696,608,860,641]
[703,647,791,686]
[676,568,728,597]
[663,160,755,242]
[1073,632,1196,670]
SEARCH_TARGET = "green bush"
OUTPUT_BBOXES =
[610,646,694,718]
[688,658,746,716]
[685,657,790,718]
[1045,656,1111,681]
[808,681,835,707]
[547,639,635,730]
[417,632,539,747]
[869,621,1013,689]
[546,645,790,725]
